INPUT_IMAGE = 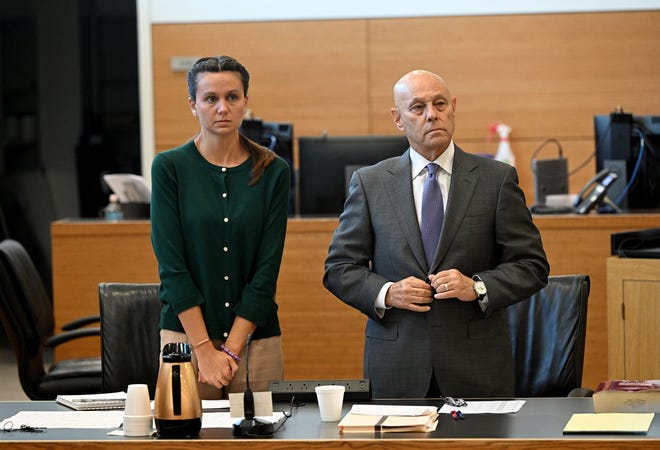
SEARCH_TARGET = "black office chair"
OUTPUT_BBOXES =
[99,282,162,397]
[0,239,102,400]
[506,274,592,397]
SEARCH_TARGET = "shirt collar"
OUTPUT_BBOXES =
[410,141,455,179]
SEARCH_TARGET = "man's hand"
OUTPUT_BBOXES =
[385,276,434,312]
[429,269,478,302]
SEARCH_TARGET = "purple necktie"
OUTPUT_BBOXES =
[421,163,444,267]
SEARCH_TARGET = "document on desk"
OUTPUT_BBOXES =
[338,404,440,433]
[563,413,655,434]
[439,400,525,414]
[202,399,230,410]
[0,411,123,429]
[56,392,126,410]
[349,404,438,416]
[102,173,151,203]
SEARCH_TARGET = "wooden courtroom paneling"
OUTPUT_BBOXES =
[51,220,158,360]
[367,12,660,139]
[50,219,365,380]
[367,11,660,200]
[607,257,660,380]
[277,219,365,379]
[52,215,660,389]
[151,10,660,205]
[152,20,370,155]
[533,214,660,389]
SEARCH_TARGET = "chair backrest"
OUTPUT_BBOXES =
[506,274,590,397]
[99,282,162,397]
[0,239,49,399]
[0,238,54,352]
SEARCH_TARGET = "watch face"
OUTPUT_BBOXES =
[474,281,487,295]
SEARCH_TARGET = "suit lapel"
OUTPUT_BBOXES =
[432,147,479,268]
[384,151,428,271]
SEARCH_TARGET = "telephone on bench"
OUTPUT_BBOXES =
[531,169,620,215]
[573,169,621,214]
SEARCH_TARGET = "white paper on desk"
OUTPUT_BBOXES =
[439,400,525,414]
[349,404,438,416]
[202,399,230,410]
[0,410,123,429]
[201,411,285,428]
[103,173,151,203]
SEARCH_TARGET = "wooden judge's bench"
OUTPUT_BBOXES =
[51,213,660,390]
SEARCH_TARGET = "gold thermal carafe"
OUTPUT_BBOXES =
[154,342,202,438]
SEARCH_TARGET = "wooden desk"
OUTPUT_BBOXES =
[0,398,658,448]
[51,214,660,389]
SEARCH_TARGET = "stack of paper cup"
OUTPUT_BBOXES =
[315,385,345,421]
[124,384,153,437]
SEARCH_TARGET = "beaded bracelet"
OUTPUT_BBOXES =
[220,344,241,363]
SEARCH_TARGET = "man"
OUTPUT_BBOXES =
[323,70,549,398]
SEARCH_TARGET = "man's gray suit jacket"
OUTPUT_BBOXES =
[324,146,549,398]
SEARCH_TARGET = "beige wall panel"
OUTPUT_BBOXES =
[52,215,660,388]
[152,11,659,204]
[152,20,370,153]
[368,11,660,141]
[366,10,659,203]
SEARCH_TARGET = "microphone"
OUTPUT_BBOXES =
[233,334,275,438]
[243,334,255,420]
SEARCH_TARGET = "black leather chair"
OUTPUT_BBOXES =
[506,274,592,397]
[99,282,162,397]
[0,239,102,400]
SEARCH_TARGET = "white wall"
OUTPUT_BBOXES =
[149,0,660,23]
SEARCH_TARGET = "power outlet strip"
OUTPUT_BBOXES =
[268,379,370,402]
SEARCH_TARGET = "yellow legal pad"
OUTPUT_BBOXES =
[563,413,655,434]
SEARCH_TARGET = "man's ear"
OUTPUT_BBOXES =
[390,107,404,131]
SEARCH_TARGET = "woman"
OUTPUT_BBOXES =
[150,56,290,399]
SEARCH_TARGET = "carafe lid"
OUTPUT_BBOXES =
[162,342,193,362]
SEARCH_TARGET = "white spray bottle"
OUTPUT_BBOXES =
[489,122,515,167]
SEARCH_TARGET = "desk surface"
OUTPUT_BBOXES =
[0,398,657,449]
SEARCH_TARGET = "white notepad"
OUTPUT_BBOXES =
[56,392,126,411]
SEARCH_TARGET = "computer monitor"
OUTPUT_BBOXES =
[297,135,409,216]
[240,119,293,162]
[594,112,660,210]
[240,119,295,214]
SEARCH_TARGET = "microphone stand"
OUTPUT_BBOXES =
[233,334,275,438]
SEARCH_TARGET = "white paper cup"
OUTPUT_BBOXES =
[315,385,345,421]
[123,414,153,437]
[125,384,151,417]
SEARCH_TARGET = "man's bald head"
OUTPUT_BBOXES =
[390,70,456,160]
[393,70,451,108]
